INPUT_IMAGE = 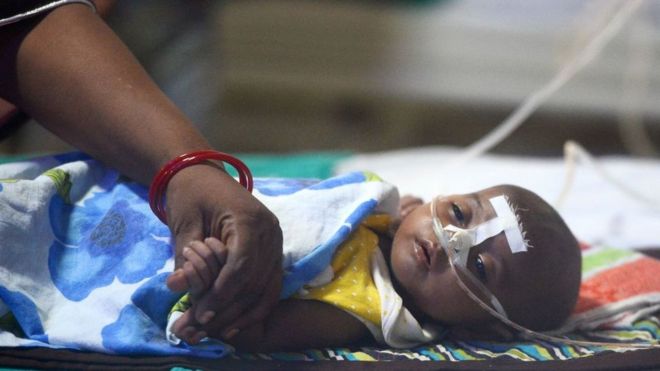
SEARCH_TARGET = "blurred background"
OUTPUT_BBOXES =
[2,0,659,157]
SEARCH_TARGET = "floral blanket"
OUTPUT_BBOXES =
[0,153,397,357]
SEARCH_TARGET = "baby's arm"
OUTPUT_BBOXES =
[216,298,370,352]
[175,239,371,351]
[1,3,284,337]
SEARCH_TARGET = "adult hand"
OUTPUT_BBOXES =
[164,163,283,339]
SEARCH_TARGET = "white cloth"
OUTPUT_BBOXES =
[371,248,441,348]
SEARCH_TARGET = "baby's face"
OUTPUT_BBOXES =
[390,187,522,325]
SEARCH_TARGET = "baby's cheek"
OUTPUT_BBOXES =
[426,276,484,324]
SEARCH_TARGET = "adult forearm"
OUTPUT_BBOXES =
[0,4,211,185]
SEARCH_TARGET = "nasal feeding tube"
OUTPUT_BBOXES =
[430,195,529,322]
[426,0,659,348]
[431,195,659,349]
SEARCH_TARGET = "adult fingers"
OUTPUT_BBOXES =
[192,259,267,326]
[172,310,207,344]
[222,263,282,337]
[195,228,280,326]
[171,309,196,337]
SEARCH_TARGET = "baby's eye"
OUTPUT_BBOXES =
[475,255,487,282]
[451,203,465,224]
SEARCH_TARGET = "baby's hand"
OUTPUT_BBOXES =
[181,237,228,298]
[174,238,228,344]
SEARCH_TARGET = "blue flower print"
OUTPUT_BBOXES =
[49,182,171,301]
[0,286,48,343]
[254,178,319,196]
[102,305,229,357]
[102,273,229,357]
[129,272,181,329]
[280,199,377,299]
[102,305,177,356]
[254,172,372,197]
[308,172,366,190]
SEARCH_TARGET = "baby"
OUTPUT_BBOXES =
[170,184,581,352]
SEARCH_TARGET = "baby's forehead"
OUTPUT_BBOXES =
[439,187,517,219]
[441,186,516,202]
[472,189,532,255]
[475,185,516,199]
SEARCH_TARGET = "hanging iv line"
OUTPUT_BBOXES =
[444,0,644,171]
[556,140,660,212]
[434,0,659,349]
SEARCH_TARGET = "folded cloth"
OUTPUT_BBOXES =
[260,171,399,298]
[0,153,224,357]
[555,245,660,334]
[0,153,399,357]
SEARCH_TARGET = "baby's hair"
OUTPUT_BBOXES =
[495,185,581,331]
[502,195,532,250]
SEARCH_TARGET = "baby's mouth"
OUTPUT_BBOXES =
[414,238,435,268]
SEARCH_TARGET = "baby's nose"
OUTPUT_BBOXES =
[451,231,474,252]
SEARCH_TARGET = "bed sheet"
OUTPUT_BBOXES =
[0,149,657,370]
[335,146,660,250]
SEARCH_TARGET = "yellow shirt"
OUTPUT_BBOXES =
[171,215,392,329]
[295,215,390,327]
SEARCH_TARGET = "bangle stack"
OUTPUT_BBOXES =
[148,150,253,224]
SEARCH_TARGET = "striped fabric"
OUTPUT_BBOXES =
[230,246,659,362]
[229,316,658,361]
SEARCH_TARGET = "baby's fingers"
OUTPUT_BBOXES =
[184,239,228,296]
[182,242,214,295]
[204,237,228,269]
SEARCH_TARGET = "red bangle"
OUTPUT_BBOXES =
[148,150,253,224]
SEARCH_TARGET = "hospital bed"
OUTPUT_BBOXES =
[0,148,657,370]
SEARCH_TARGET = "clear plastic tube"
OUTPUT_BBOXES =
[556,140,660,211]
[445,0,643,171]
[433,193,659,348]
[433,0,658,349]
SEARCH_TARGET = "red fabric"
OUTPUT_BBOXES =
[574,257,660,314]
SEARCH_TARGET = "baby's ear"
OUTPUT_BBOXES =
[448,322,515,342]
[399,195,424,219]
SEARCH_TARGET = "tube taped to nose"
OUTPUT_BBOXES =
[489,196,528,254]
[430,200,509,317]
